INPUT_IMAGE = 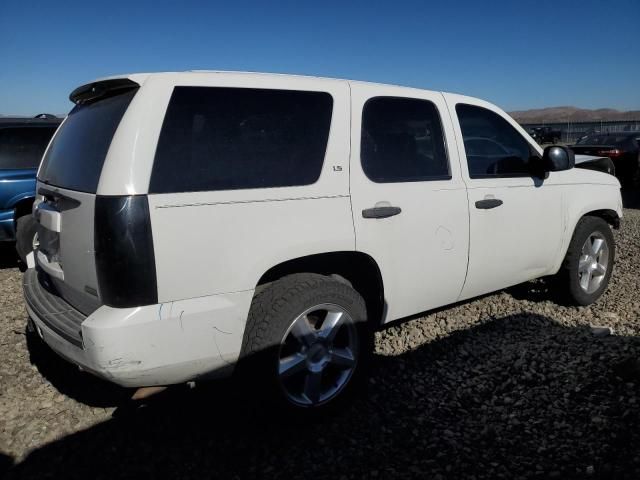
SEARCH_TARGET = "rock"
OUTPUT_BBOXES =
[3,208,640,478]
[590,326,614,337]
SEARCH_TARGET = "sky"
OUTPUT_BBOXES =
[1,0,639,116]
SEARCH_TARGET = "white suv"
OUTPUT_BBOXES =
[24,71,622,409]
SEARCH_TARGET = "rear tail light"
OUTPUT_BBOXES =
[94,195,158,308]
[597,149,624,158]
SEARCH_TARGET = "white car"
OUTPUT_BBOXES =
[24,71,622,410]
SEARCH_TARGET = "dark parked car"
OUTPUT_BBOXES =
[571,132,640,188]
[0,115,61,261]
[529,126,562,144]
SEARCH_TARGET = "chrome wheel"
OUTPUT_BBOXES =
[32,232,39,252]
[278,303,359,407]
[578,232,609,294]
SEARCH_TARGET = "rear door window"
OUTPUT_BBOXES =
[149,87,333,193]
[39,88,138,193]
[0,127,58,169]
[360,96,450,183]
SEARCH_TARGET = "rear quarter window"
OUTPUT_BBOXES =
[149,87,333,193]
[39,89,137,193]
[0,126,58,169]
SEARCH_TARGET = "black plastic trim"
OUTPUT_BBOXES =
[362,206,402,218]
[23,268,85,348]
[475,199,503,209]
[94,195,158,308]
[575,157,616,176]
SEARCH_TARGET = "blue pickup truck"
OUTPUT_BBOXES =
[0,115,61,261]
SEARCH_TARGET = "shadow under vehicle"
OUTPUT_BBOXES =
[5,312,640,480]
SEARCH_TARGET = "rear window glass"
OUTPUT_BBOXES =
[39,89,137,193]
[0,126,58,169]
[149,87,333,193]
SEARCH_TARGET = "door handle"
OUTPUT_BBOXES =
[362,206,402,219]
[475,198,503,209]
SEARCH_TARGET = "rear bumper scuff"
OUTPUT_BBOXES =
[23,267,253,387]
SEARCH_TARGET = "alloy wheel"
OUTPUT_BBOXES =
[578,232,609,294]
[278,303,359,407]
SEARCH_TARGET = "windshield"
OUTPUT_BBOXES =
[575,134,627,145]
[39,88,137,193]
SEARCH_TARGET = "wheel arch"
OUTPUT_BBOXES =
[256,251,386,327]
[552,207,620,275]
[13,196,35,220]
[583,208,620,230]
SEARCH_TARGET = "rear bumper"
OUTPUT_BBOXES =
[23,268,254,387]
[0,208,15,241]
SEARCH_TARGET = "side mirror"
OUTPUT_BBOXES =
[542,145,575,172]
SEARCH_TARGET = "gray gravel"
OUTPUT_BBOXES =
[1,202,640,479]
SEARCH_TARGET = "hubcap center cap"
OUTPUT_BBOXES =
[307,343,329,366]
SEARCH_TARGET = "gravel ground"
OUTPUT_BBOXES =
[1,198,640,479]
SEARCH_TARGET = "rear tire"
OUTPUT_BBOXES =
[555,216,615,306]
[15,214,38,264]
[238,273,371,413]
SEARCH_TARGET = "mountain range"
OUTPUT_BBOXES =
[509,107,640,124]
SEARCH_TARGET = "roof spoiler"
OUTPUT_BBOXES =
[69,78,139,105]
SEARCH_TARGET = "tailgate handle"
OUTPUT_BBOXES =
[475,199,503,210]
[34,203,61,232]
[37,250,64,281]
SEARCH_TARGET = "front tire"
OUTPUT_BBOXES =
[556,216,615,306]
[239,273,371,412]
